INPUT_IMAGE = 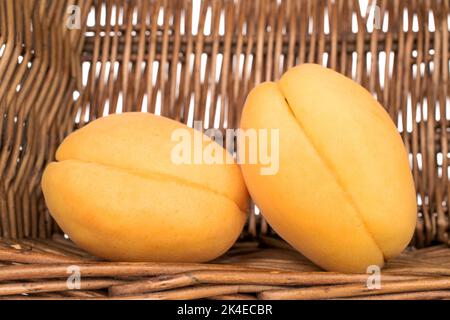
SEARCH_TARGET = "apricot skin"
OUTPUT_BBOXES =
[42,113,248,263]
[240,64,417,273]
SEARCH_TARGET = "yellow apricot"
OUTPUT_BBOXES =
[240,64,417,273]
[42,113,248,262]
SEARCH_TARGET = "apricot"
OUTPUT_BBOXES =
[42,113,248,262]
[240,64,417,273]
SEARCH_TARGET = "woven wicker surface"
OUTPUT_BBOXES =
[0,237,449,300]
[0,0,449,300]
[1,0,449,246]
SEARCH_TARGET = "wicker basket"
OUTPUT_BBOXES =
[0,0,449,300]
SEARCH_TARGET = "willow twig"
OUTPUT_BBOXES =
[258,278,450,300]
[109,270,420,296]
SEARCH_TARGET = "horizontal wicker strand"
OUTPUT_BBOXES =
[0,0,449,300]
